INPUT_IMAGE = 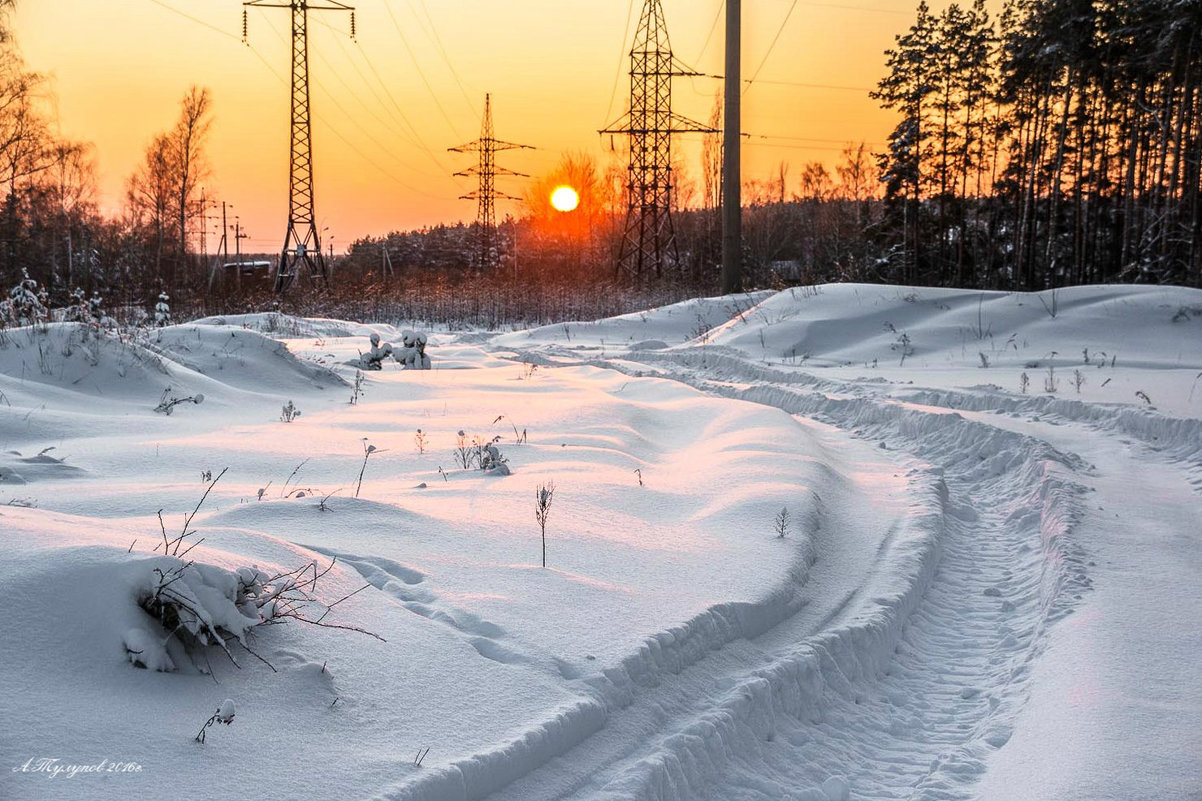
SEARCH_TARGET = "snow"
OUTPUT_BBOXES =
[1,283,1199,800]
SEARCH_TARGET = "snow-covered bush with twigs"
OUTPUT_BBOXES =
[126,556,377,673]
[123,469,379,674]
[154,292,171,326]
[5,269,46,326]
[394,329,432,369]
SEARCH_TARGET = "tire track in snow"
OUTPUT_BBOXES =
[479,416,941,801]
[372,350,1091,801]
[555,350,1092,800]
[370,396,926,801]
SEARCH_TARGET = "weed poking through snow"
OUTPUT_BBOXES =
[1044,365,1059,393]
[774,507,791,538]
[155,388,205,415]
[355,440,383,498]
[195,700,235,744]
[535,482,556,568]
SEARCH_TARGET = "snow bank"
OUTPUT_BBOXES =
[493,291,774,354]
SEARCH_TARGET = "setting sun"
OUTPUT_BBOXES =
[550,185,580,212]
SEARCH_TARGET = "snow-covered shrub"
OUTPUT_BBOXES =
[132,560,268,671]
[360,333,393,370]
[480,441,509,475]
[88,292,104,323]
[7,269,46,325]
[130,556,374,673]
[154,292,171,326]
[452,431,508,473]
[63,287,89,323]
[394,329,432,369]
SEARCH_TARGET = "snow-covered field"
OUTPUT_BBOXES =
[1,284,1199,801]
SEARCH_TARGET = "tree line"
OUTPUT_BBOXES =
[351,0,1202,299]
[1,3,214,313]
[3,0,1198,324]
[873,0,1202,289]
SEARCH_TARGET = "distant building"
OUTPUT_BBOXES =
[223,260,272,279]
[216,260,273,290]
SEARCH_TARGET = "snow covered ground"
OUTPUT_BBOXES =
[1,284,1199,800]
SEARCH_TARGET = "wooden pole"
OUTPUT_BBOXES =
[721,0,742,294]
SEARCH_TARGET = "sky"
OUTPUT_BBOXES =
[14,0,920,255]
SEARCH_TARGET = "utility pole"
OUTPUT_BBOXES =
[381,242,394,277]
[601,0,715,282]
[233,215,249,287]
[449,94,533,272]
[243,0,355,293]
[721,0,742,294]
[222,202,230,266]
[209,200,230,291]
[199,189,209,265]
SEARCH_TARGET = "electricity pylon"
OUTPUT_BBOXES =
[601,0,715,281]
[243,0,355,293]
[449,94,532,271]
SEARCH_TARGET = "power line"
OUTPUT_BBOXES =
[382,1,464,142]
[745,140,873,153]
[800,0,910,15]
[146,0,238,40]
[412,0,477,116]
[694,0,725,65]
[755,133,884,145]
[313,17,457,179]
[250,9,452,202]
[744,0,800,96]
[745,77,871,91]
[604,0,638,127]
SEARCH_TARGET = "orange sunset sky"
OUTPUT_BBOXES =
[14,0,922,254]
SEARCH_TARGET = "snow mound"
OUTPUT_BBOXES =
[0,447,86,485]
[492,291,773,352]
[706,283,1202,374]
[192,312,369,339]
[150,324,346,392]
[0,322,176,404]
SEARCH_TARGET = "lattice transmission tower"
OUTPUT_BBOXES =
[243,0,355,293]
[449,94,532,271]
[601,0,714,281]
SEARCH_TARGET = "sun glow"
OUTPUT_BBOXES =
[550,185,579,212]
